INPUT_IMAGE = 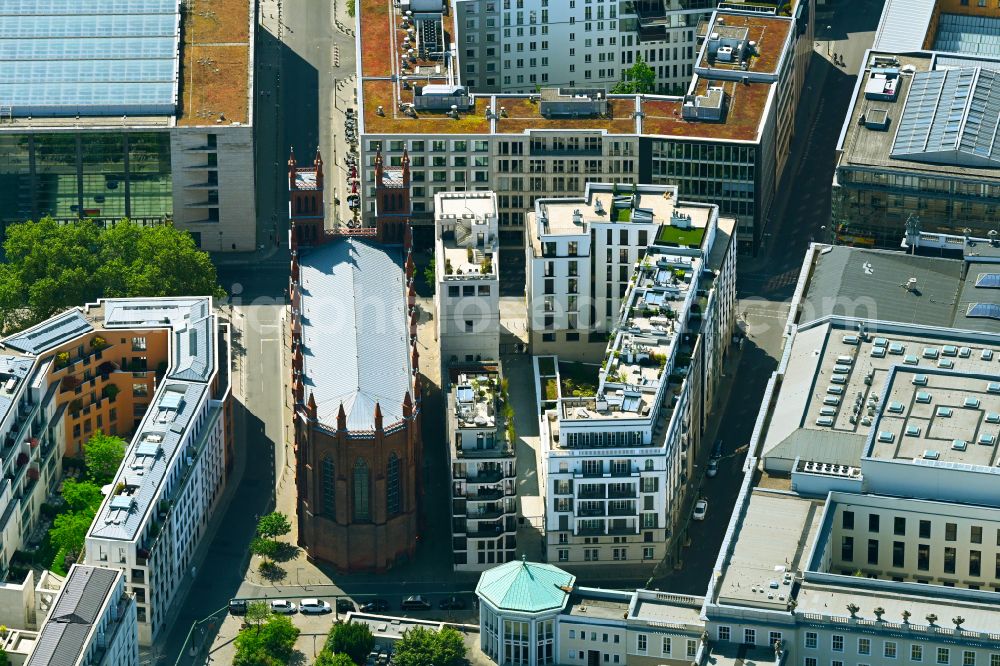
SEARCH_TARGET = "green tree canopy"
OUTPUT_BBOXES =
[611,56,656,94]
[325,621,375,665]
[49,511,93,556]
[60,478,103,513]
[256,512,292,544]
[245,601,272,634]
[250,537,278,563]
[316,650,358,666]
[0,218,225,333]
[83,431,127,483]
[234,615,300,665]
[393,626,467,666]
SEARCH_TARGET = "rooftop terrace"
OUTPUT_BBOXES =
[640,78,772,142]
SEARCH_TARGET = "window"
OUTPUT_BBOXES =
[132,383,148,397]
[131,337,147,351]
[964,652,975,666]
[558,549,568,561]
[885,642,897,659]
[944,546,956,574]
[386,453,401,516]
[894,516,906,535]
[322,457,335,518]
[769,633,782,651]
[918,543,930,570]
[939,648,951,665]
[718,627,730,642]
[744,629,756,646]
[858,639,871,655]
[642,547,653,559]
[448,285,459,297]
[913,646,924,662]
[869,514,880,532]
[970,549,981,576]
[805,633,817,649]
[687,640,697,658]
[832,635,844,652]
[842,510,854,529]
[868,538,879,565]
[946,523,957,541]
[841,536,854,562]
[893,541,904,567]
[353,458,370,521]
[919,520,931,538]
[637,635,647,654]
[971,526,983,544]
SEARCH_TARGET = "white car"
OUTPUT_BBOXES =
[300,599,332,614]
[692,499,708,521]
[270,600,297,614]
[706,460,719,478]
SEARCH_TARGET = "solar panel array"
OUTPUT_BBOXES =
[891,68,1000,167]
[0,0,180,117]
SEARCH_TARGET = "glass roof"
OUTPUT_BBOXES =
[0,0,179,117]
[890,68,1000,167]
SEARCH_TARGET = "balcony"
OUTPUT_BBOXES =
[577,486,606,499]
[608,487,637,499]
[576,525,605,536]
[467,468,505,484]
[608,504,637,517]
[578,506,606,517]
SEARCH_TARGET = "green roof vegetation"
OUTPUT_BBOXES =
[655,224,706,247]
[614,207,632,222]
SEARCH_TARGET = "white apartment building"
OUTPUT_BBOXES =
[533,206,736,568]
[83,298,231,646]
[453,0,710,95]
[26,565,138,666]
[526,183,717,359]
[435,191,502,363]
[448,366,517,570]
[356,0,816,252]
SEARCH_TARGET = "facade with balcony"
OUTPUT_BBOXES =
[534,203,736,569]
[449,366,517,570]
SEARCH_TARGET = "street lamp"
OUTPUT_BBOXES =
[827,26,833,57]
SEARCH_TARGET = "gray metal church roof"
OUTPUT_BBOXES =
[298,238,412,431]
[26,565,120,666]
[891,68,1000,168]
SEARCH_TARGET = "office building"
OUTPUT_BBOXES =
[356,0,815,252]
[81,298,231,645]
[26,565,137,666]
[435,191,501,364]
[0,0,257,251]
[290,194,423,571]
[533,199,736,567]
[447,364,517,570]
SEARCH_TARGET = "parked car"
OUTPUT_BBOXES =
[336,598,356,613]
[300,599,332,614]
[228,599,248,615]
[692,499,709,521]
[359,599,390,613]
[270,600,297,614]
[401,595,431,611]
[438,596,466,610]
[706,460,719,478]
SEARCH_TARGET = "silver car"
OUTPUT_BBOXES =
[269,599,297,614]
[300,599,332,614]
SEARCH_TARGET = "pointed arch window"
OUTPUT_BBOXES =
[353,458,370,521]
[387,453,401,516]
[322,457,335,518]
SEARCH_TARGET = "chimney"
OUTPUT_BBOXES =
[403,391,413,419]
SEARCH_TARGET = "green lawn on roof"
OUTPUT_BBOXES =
[656,225,706,247]
[614,207,632,222]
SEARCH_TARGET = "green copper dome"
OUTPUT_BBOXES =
[475,558,575,614]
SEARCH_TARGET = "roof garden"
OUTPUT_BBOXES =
[640,78,772,141]
[177,0,251,126]
[494,96,638,134]
[362,80,491,134]
[698,12,792,76]
[656,224,706,247]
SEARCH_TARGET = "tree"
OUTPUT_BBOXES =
[49,511,94,556]
[0,647,9,666]
[83,431,127,483]
[393,626,466,666]
[326,621,375,665]
[423,257,437,292]
[250,537,278,563]
[245,601,271,634]
[0,218,225,333]
[234,615,300,665]
[611,56,656,94]
[256,512,292,546]
[60,478,103,513]
[316,650,357,666]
